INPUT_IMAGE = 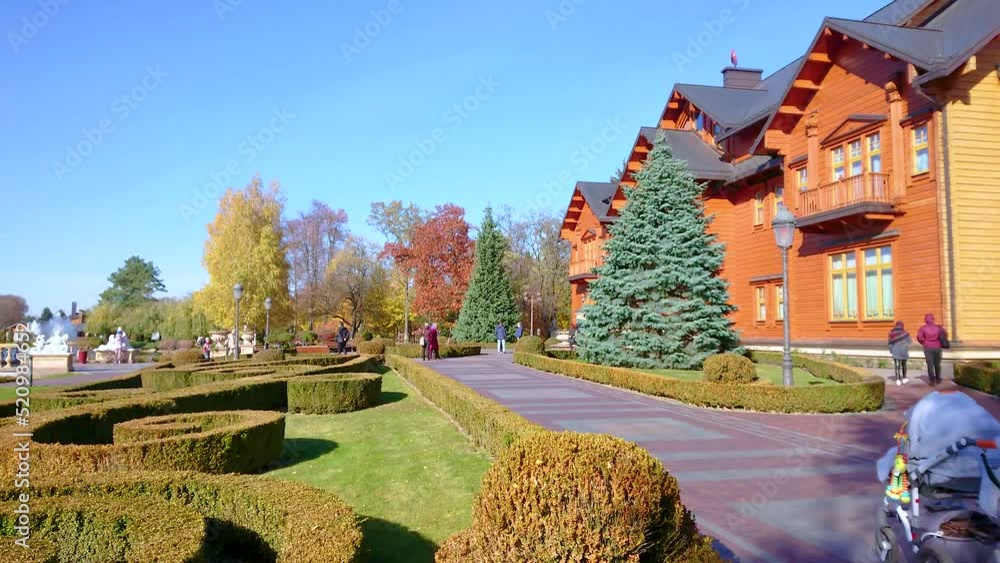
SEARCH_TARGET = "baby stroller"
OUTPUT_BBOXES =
[876,391,1000,562]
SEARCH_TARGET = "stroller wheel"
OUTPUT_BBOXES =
[876,526,902,563]
[917,546,953,563]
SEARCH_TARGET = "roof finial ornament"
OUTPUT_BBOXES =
[731,49,738,67]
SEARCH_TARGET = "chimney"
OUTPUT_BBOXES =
[71,301,77,317]
[722,67,764,89]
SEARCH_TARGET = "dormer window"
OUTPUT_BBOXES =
[713,123,722,137]
[695,111,705,131]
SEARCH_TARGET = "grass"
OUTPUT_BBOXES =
[0,373,82,401]
[644,363,834,386]
[268,369,491,563]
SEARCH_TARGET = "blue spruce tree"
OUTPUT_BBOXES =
[576,134,742,369]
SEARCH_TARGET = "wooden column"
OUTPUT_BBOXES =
[886,80,906,198]
[805,110,820,208]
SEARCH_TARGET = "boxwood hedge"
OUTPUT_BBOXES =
[516,351,884,413]
[385,343,482,359]
[287,374,382,414]
[955,361,1000,395]
[0,495,207,562]
[0,471,362,562]
[30,388,149,412]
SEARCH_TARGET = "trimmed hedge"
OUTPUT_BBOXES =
[252,348,286,363]
[386,343,482,358]
[171,348,207,365]
[516,335,544,354]
[0,471,362,562]
[30,389,148,412]
[703,353,757,384]
[287,373,382,414]
[356,339,386,355]
[955,362,1000,395]
[386,355,544,456]
[546,349,577,361]
[0,495,206,562]
[517,352,884,413]
[439,432,722,563]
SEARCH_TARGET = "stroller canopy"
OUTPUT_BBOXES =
[878,391,1000,490]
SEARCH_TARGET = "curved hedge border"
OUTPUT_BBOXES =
[0,471,362,562]
[955,361,1000,395]
[0,495,206,562]
[516,351,884,413]
[287,373,382,414]
[31,388,149,412]
[386,343,482,359]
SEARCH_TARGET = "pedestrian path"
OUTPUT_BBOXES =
[422,351,1000,563]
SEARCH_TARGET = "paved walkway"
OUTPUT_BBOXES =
[0,363,153,388]
[423,351,1000,563]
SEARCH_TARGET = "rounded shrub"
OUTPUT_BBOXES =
[446,431,721,562]
[0,471,363,562]
[515,335,544,354]
[356,339,386,355]
[171,348,206,365]
[703,353,757,384]
[287,374,382,414]
[252,348,286,363]
[0,495,206,562]
[360,332,374,341]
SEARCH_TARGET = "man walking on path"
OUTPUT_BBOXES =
[515,322,523,341]
[336,322,350,354]
[496,321,507,354]
[917,313,948,385]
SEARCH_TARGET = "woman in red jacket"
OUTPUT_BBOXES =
[916,313,948,386]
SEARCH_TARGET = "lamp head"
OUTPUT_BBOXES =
[771,203,797,249]
[233,283,244,301]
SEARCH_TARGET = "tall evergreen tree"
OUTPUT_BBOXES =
[576,135,742,369]
[452,207,520,342]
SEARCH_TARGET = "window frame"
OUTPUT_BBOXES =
[867,132,882,173]
[829,251,858,322]
[773,185,784,216]
[755,286,767,322]
[862,244,895,321]
[775,284,784,322]
[796,167,808,192]
[831,146,845,180]
[912,123,930,175]
[848,139,863,177]
[753,191,765,226]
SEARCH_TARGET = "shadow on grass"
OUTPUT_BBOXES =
[360,516,438,563]
[278,437,338,468]
[379,391,408,406]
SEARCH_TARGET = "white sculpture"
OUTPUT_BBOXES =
[30,323,70,355]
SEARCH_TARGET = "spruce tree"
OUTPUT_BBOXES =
[576,134,742,369]
[453,207,521,342]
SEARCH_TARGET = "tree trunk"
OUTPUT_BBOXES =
[403,281,410,342]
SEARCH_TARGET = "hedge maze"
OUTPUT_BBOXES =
[0,352,381,562]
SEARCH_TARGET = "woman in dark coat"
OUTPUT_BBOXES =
[888,321,912,386]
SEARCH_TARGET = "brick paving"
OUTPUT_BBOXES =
[422,351,1000,563]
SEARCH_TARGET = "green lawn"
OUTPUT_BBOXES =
[268,369,491,563]
[0,373,80,401]
[644,363,834,386]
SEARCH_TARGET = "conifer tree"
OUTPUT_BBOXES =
[576,135,742,369]
[452,207,520,342]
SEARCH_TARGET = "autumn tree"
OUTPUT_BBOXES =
[368,201,423,340]
[324,237,390,337]
[0,295,28,329]
[194,175,293,331]
[286,201,349,329]
[409,204,475,322]
[98,256,166,307]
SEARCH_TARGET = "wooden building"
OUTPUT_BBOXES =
[561,0,1000,353]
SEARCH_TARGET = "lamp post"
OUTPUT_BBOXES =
[232,283,243,360]
[772,203,797,388]
[263,297,272,350]
[523,291,541,335]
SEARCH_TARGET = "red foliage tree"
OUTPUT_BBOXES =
[408,204,474,320]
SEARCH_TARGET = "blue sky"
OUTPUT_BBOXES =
[2,0,884,315]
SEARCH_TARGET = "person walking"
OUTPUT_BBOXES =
[514,322,523,341]
[888,321,912,386]
[336,322,350,354]
[202,338,212,360]
[917,313,949,386]
[427,323,440,360]
[496,321,508,354]
[420,323,429,361]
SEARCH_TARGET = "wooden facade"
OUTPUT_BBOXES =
[561,1,1000,349]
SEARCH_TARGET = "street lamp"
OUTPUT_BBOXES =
[263,297,272,350]
[772,203,796,387]
[232,283,243,360]
[523,291,541,335]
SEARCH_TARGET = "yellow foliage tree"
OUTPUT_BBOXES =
[194,175,292,331]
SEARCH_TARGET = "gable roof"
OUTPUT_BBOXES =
[672,84,771,128]
[864,0,937,24]
[636,127,732,180]
[713,57,803,142]
[577,181,618,220]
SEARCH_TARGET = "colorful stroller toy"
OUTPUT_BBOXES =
[876,391,1000,562]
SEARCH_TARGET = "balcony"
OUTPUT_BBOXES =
[569,258,600,280]
[796,172,901,232]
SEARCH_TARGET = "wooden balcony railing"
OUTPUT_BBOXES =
[569,258,600,278]
[798,172,894,217]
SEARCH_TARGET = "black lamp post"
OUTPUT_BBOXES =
[263,297,272,350]
[232,283,243,360]
[772,203,797,387]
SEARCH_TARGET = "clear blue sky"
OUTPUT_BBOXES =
[2,0,884,315]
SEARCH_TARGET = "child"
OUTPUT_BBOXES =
[888,321,912,386]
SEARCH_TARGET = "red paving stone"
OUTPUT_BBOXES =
[421,351,1000,563]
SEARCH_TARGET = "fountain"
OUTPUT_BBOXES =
[27,321,74,374]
